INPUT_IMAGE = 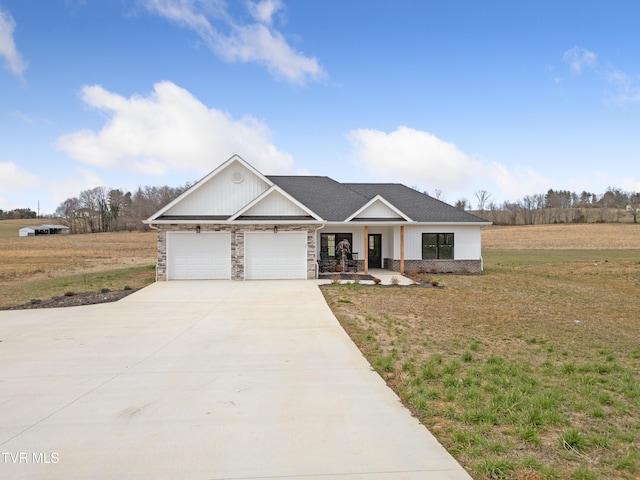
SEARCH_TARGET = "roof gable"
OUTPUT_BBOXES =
[229,186,322,221]
[343,184,487,223]
[346,195,412,222]
[147,155,272,221]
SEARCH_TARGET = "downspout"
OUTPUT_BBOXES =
[314,223,326,279]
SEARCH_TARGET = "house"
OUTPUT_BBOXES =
[144,155,491,280]
[19,224,71,237]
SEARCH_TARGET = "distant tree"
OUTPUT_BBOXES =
[432,189,445,201]
[475,190,492,219]
[454,198,469,210]
[627,192,640,224]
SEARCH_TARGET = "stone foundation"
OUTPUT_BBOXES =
[383,258,483,274]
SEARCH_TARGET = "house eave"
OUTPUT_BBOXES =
[145,218,325,225]
[323,220,492,227]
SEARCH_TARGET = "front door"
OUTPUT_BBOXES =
[368,234,382,269]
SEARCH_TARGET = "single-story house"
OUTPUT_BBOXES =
[19,224,71,237]
[144,154,491,280]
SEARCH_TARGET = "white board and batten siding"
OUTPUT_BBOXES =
[400,225,482,260]
[242,190,309,216]
[167,232,231,280]
[244,232,307,280]
[164,164,270,217]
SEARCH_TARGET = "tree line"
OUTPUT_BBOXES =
[0,208,38,220]
[54,183,191,233]
[43,183,640,233]
[457,187,640,225]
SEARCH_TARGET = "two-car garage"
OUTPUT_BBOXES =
[166,231,308,280]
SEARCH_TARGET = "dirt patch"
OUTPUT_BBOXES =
[2,288,140,310]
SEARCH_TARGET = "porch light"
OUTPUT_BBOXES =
[274,225,278,234]
[196,225,201,234]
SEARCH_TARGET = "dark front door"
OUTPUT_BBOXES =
[368,234,382,269]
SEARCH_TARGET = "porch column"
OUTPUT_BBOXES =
[400,225,405,274]
[364,225,369,274]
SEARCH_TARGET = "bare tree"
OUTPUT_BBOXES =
[454,198,469,210]
[432,189,445,201]
[475,190,492,218]
[627,192,640,224]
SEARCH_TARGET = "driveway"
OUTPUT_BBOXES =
[0,281,471,479]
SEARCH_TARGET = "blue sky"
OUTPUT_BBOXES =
[1,0,639,214]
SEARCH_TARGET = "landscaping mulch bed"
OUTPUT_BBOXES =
[318,273,375,281]
[2,288,140,310]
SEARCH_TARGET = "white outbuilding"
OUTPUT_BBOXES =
[19,224,70,237]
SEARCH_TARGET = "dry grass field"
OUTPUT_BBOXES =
[323,223,640,480]
[0,219,156,308]
[483,223,640,250]
[2,220,639,479]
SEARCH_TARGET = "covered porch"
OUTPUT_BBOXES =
[315,223,484,277]
[317,224,409,275]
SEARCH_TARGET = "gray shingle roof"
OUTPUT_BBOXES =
[268,176,486,223]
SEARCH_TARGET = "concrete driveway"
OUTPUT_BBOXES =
[0,281,471,479]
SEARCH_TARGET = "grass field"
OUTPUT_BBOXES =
[2,220,639,478]
[0,219,157,308]
[323,224,640,480]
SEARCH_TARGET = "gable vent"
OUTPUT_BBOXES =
[231,171,244,183]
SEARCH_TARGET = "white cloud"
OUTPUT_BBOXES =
[141,0,324,84]
[56,81,295,176]
[349,126,485,189]
[49,167,105,206]
[0,162,38,190]
[604,69,640,105]
[248,0,281,24]
[0,8,27,76]
[563,46,597,74]
[347,126,551,203]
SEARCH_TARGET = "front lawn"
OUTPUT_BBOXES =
[322,247,640,480]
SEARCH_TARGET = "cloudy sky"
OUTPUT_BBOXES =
[1,0,639,214]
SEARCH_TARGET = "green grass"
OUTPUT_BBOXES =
[0,265,156,308]
[0,218,46,238]
[323,248,640,479]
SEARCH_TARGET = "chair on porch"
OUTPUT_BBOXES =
[318,252,336,273]
[346,252,358,272]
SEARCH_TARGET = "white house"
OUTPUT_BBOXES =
[144,155,491,280]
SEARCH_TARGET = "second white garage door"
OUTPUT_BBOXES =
[167,232,231,280]
[245,232,307,280]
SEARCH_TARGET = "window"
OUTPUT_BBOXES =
[422,233,454,259]
[321,233,353,259]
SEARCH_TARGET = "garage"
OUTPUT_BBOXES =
[167,232,231,280]
[245,232,307,280]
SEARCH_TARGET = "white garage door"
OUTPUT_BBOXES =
[167,232,231,280]
[245,232,307,280]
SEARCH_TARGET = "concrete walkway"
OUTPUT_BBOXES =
[0,281,471,479]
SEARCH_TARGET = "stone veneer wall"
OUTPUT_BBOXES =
[383,258,482,274]
[155,224,318,281]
